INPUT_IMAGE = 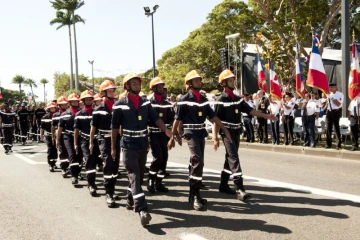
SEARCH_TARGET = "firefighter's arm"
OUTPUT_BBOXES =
[89,126,96,155]
[74,128,80,155]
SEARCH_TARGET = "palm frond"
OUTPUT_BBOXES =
[12,75,26,84]
[73,14,86,24]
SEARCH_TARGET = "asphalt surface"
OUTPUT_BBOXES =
[1,141,359,240]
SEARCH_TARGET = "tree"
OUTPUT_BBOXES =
[0,88,26,105]
[54,72,86,98]
[24,78,38,105]
[12,75,26,96]
[50,0,86,90]
[40,78,49,102]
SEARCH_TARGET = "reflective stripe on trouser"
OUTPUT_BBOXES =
[20,122,28,142]
[63,134,81,178]
[149,133,169,181]
[45,136,58,167]
[123,148,148,212]
[58,135,69,170]
[99,137,120,193]
[80,138,96,185]
[187,134,205,189]
[36,121,41,140]
[2,128,13,150]
[221,132,243,186]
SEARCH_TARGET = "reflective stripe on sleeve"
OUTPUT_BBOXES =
[133,193,145,199]
[223,169,232,175]
[93,111,108,115]
[190,175,202,181]
[113,105,130,110]
[86,169,97,174]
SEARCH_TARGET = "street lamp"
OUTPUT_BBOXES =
[143,5,159,78]
[88,60,94,93]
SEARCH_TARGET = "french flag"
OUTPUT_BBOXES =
[306,36,329,94]
[348,42,360,99]
[268,59,282,100]
[257,54,268,93]
[295,43,306,98]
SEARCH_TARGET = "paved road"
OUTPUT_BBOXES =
[0,141,359,240]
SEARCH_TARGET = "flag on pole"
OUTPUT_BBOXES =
[257,54,268,93]
[306,36,329,94]
[268,59,282,100]
[348,41,360,99]
[295,43,306,98]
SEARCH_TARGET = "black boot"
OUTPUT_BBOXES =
[106,190,115,208]
[155,180,169,193]
[193,187,206,211]
[71,177,78,185]
[139,210,152,226]
[49,166,55,172]
[147,179,155,193]
[126,191,134,210]
[236,178,251,201]
[219,171,235,194]
[88,184,97,196]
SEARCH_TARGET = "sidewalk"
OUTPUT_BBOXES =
[205,140,360,161]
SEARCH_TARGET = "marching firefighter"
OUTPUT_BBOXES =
[34,103,46,142]
[90,80,119,207]
[52,96,69,177]
[40,102,58,172]
[91,93,104,172]
[93,93,103,107]
[168,70,232,211]
[74,90,98,196]
[13,104,20,143]
[28,104,35,141]
[147,77,174,193]
[0,102,16,154]
[17,102,29,145]
[213,69,277,201]
[57,93,82,185]
[111,73,172,226]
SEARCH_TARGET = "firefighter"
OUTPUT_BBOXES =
[90,80,119,207]
[91,93,104,172]
[17,102,29,145]
[147,77,174,193]
[52,96,70,177]
[34,103,46,143]
[13,104,20,143]
[93,94,103,107]
[28,104,35,141]
[74,90,98,196]
[40,102,58,172]
[0,102,16,154]
[168,70,232,211]
[213,69,277,201]
[111,73,172,226]
[57,93,82,185]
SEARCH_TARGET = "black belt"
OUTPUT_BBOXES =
[98,129,111,138]
[123,129,147,138]
[183,123,206,130]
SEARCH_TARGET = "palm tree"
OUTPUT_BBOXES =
[50,0,85,91]
[50,10,74,89]
[40,78,49,102]
[12,75,25,96]
[24,78,38,105]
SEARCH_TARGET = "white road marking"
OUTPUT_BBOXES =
[28,149,47,158]
[14,153,47,165]
[179,233,208,240]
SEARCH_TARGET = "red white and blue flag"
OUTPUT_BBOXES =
[349,42,360,99]
[295,43,306,98]
[268,59,282,100]
[306,36,329,94]
[257,54,268,93]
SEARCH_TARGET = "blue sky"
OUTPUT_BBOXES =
[0,0,223,100]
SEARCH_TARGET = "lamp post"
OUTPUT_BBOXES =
[88,60,94,93]
[144,5,159,78]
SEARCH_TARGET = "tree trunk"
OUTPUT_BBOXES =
[68,25,74,89]
[30,85,36,105]
[73,13,79,91]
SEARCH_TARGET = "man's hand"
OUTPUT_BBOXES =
[75,145,79,155]
[168,137,175,150]
[224,129,233,143]
[165,129,173,139]
[89,143,94,155]
[213,137,220,151]
[266,114,278,121]
[111,148,116,161]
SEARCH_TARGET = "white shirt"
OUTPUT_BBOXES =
[327,91,343,110]
[283,101,295,116]
[348,97,360,116]
[268,100,281,115]
[243,100,254,116]
[301,100,320,116]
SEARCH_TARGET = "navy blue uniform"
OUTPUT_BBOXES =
[0,111,16,151]
[52,110,69,170]
[41,113,58,167]
[35,108,46,141]
[17,109,29,143]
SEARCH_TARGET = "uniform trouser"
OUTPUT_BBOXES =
[257,117,268,143]
[283,115,294,144]
[123,148,148,212]
[20,122,28,143]
[99,137,120,194]
[0,127,3,144]
[58,134,69,170]
[94,140,103,167]
[14,123,20,140]
[220,132,243,186]
[303,115,316,146]
[80,138,96,185]
[29,123,35,140]
[2,127,13,150]
[349,116,359,147]
[35,122,41,140]
[270,115,280,144]
[243,116,254,142]
[45,135,58,166]
[149,133,169,182]
[326,110,342,148]
[63,134,82,178]
[186,134,205,189]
